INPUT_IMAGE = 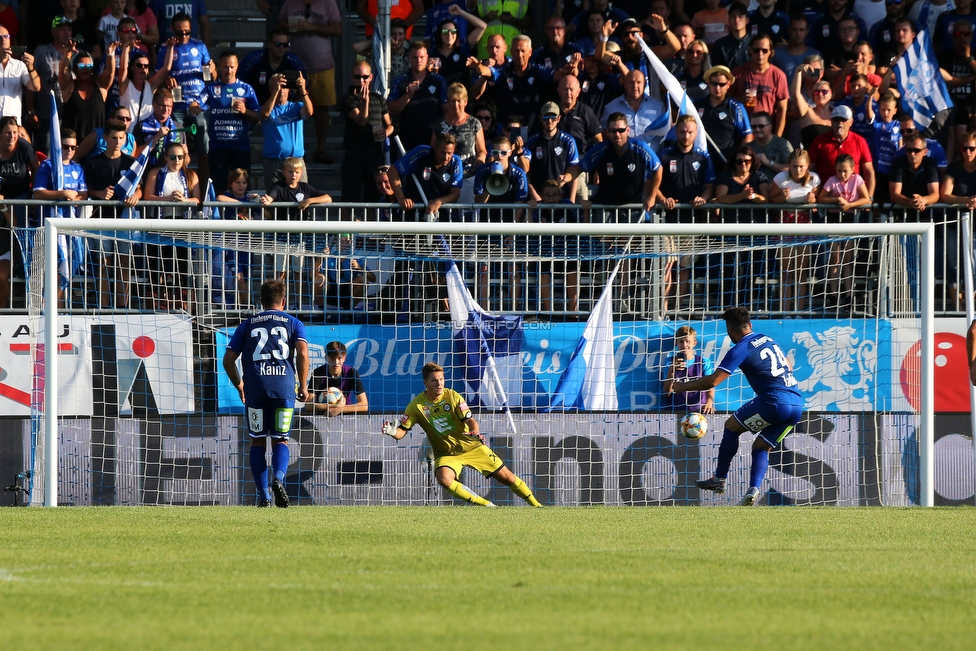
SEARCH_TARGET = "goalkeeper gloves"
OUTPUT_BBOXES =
[381,421,397,438]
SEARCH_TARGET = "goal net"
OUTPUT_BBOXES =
[24,202,936,507]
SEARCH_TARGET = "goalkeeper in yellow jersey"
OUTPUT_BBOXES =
[382,362,542,507]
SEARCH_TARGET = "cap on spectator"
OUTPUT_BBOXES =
[831,105,853,121]
[704,65,734,84]
[541,101,560,117]
[52,16,72,30]
[619,18,640,31]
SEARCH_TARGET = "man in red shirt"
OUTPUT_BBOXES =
[730,33,790,135]
[808,105,876,197]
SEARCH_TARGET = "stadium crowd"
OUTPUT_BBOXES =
[0,0,970,313]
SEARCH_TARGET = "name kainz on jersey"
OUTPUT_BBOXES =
[259,363,288,376]
[251,313,290,324]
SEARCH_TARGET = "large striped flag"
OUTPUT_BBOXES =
[547,261,621,411]
[445,261,522,432]
[115,144,151,200]
[45,91,84,287]
[894,29,953,129]
[663,92,709,152]
[636,36,710,149]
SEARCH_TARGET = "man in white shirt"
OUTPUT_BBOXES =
[0,25,40,122]
[600,70,666,146]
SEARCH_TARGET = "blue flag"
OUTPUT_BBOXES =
[547,263,620,411]
[445,262,523,410]
[894,30,953,129]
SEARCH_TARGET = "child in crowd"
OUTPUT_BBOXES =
[818,154,872,314]
[769,149,820,313]
[259,157,332,221]
[214,168,258,307]
[870,93,902,213]
[661,325,716,414]
[837,73,877,141]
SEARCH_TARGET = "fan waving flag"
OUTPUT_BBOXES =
[115,145,151,199]
[547,261,620,411]
[894,29,953,129]
[637,37,710,149]
[663,93,709,152]
[445,262,524,417]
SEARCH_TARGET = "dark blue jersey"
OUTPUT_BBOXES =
[393,145,464,203]
[227,309,308,405]
[579,139,661,205]
[204,80,260,151]
[718,331,803,403]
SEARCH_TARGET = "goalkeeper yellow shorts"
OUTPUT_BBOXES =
[435,445,504,478]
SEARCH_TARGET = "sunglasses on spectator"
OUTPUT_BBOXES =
[735,158,753,164]
[751,123,770,129]
[0,34,9,40]
[956,31,973,37]
[491,149,511,155]
[273,41,291,48]
[117,115,132,122]
[169,154,185,160]
[120,28,138,34]
[902,127,916,134]
[77,63,94,70]
[541,114,559,121]
[132,62,150,69]
[476,114,492,121]
[962,145,976,152]
[709,80,728,87]
[441,28,458,35]
[624,30,642,37]
[176,30,192,36]
[608,128,627,134]
[905,147,926,153]
[63,144,77,150]
[752,47,770,53]
[353,74,370,80]
[813,89,831,95]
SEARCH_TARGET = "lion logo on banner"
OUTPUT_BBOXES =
[792,326,876,410]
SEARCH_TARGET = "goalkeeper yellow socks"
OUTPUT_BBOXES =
[509,477,542,507]
[446,480,492,506]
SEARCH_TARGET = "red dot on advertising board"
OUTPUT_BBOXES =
[900,333,969,412]
[132,336,156,359]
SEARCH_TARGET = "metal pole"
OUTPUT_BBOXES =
[961,211,976,501]
[43,221,59,507]
[920,224,935,507]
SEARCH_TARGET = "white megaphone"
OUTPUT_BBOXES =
[485,162,510,196]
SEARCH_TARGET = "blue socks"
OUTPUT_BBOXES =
[250,445,270,501]
[271,441,290,482]
[750,447,769,490]
[715,428,740,479]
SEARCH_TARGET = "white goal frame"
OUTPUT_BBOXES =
[40,215,937,507]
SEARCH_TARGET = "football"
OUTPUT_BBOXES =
[320,387,344,405]
[680,412,708,440]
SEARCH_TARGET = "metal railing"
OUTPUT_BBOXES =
[7,199,967,319]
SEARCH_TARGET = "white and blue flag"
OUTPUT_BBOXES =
[663,92,709,151]
[547,263,620,411]
[637,37,710,149]
[445,262,523,414]
[895,29,953,129]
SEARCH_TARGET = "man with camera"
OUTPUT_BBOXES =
[0,26,41,123]
[341,60,393,202]
[260,69,313,191]
[239,26,307,107]
[31,16,75,153]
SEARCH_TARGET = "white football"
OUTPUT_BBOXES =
[680,412,708,440]
[320,387,344,405]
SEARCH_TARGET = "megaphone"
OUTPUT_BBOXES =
[485,161,510,196]
[173,124,198,136]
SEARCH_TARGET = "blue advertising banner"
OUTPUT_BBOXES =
[216,319,900,414]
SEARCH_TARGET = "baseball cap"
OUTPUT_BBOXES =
[541,101,560,117]
[619,18,640,30]
[704,65,734,85]
[831,105,853,121]
[52,16,72,30]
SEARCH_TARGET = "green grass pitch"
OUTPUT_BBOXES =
[1,507,974,650]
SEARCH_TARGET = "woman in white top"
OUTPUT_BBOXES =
[118,44,172,133]
[769,149,820,313]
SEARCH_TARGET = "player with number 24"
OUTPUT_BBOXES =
[670,307,804,506]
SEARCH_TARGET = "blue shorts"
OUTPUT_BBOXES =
[246,399,295,440]
[733,397,804,449]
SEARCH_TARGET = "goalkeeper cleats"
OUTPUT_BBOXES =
[484,501,497,507]
[257,498,271,508]
[738,487,760,507]
[270,478,289,508]
[695,476,727,495]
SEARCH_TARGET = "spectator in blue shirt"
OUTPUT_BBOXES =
[159,12,215,184]
[32,126,88,306]
[204,50,260,194]
[260,70,313,191]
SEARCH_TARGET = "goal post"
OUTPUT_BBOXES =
[32,208,936,507]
